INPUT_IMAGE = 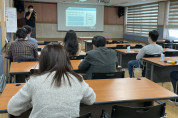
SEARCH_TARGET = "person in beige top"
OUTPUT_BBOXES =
[64,30,82,57]
[8,43,96,118]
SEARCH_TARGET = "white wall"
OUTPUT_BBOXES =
[36,23,123,39]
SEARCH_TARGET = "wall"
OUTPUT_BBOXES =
[17,2,124,40]
[123,2,166,43]
[36,24,123,39]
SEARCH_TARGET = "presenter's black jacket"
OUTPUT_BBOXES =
[25,12,36,28]
[79,47,118,79]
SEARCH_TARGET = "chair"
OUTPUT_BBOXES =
[164,40,173,49]
[132,54,161,78]
[116,45,130,49]
[30,69,39,75]
[134,44,143,49]
[111,103,166,118]
[112,41,119,44]
[17,58,38,63]
[144,54,161,58]
[92,71,125,79]
[70,55,86,60]
[77,113,92,118]
[165,52,178,57]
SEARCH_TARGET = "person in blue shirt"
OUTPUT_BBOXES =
[15,25,38,48]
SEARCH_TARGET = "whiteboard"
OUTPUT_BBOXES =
[6,8,17,33]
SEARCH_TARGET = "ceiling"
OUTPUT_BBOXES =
[26,0,168,6]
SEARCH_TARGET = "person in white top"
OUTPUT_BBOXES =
[8,43,96,118]
[128,30,163,78]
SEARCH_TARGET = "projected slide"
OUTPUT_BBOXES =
[66,7,96,27]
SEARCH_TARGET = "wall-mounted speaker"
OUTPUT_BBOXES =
[118,6,124,18]
[14,0,24,13]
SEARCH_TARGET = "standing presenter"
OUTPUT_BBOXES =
[25,5,37,38]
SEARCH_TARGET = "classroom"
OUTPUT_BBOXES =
[0,0,178,118]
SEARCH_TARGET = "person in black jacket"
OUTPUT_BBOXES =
[79,36,118,79]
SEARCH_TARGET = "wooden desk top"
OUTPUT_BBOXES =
[9,61,38,74]
[116,49,140,54]
[1,78,177,111]
[116,48,178,54]
[38,45,46,49]
[105,44,137,48]
[9,60,81,74]
[143,56,178,67]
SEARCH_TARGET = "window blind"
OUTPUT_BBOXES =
[126,3,158,37]
[168,1,178,27]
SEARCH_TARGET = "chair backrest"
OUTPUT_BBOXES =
[144,54,161,58]
[92,71,125,79]
[165,51,178,57]
[116,45,129,49]
[17,58,38,63]
[134,44,143,49]
[70,55,86,60]
[112,41,119,44]
[77,113,92,118]
[111,103,166,118]
[30,69,39,75]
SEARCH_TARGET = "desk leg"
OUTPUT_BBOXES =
[6,58,9,82]
[145,62,148,77]
[14,75,16,83]
[120,53,122,66]
[150,64,154,81]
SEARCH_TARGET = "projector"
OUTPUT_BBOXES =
[98,0,111,3]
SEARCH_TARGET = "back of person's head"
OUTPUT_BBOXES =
[149,30,159,42]
[92,36,106,47]
[38,43,83,87]
[23,25,32,34]
[64,30,78,56]
[28,5,33,9]
[16,28,27,40]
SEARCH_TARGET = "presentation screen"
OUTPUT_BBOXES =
[57,3,104,31]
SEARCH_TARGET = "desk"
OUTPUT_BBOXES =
[105,43,137,48]
[143,57,178,82]
[116,48,178,68]
[1,78,178,113]
[10,60,81,74]
[9,60,81,83]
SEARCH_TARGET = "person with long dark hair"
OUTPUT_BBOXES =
[64,30,81,56]
[7,43,96,118]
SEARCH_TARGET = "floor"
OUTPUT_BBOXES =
[0,68,178,118]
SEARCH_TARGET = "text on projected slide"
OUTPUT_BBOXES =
[66,7,96,27]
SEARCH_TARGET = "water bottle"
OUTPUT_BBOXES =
[160,53,165,61]
[127,46,130,52]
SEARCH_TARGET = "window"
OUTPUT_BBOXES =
[126,3,158,37]
[168,1,178,39]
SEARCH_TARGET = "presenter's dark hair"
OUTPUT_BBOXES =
[23,25,32,34]
[64,30,78,56]
[16,28,27,39]
[92,36,106,47]
[149,30,159,42]
[28,5,33,9]
[35,43,83,87]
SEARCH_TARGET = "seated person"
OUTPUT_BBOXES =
[8,28,38,62]
[78,36,118,79]
[63,30,82,57]
[170,71,178,102]
[15,25,38,48]
[128,30,163,78]
[7,43,96,117]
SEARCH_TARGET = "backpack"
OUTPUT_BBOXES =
[0,74,7,93]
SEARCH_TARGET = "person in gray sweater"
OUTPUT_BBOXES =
[79,36,118,79]
[7,43,96,118]
[128,30,163,78]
